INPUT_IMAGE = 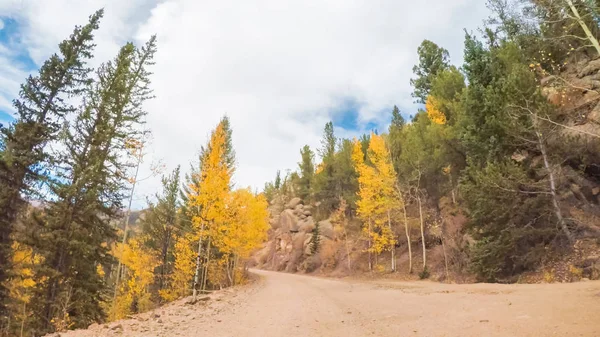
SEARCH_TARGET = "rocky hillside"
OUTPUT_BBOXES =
[251,197,337,273]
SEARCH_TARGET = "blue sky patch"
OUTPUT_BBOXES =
[0,16,37,71]
[330,98,362,130]
[330,97,414,135]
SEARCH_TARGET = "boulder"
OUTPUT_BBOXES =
[298,217,316,233]
[303,236,313,255]
[286,197,303,209]
[303,210,312,216]
[292,232,306,250]
[318,220,335,239]
[269,215,280,229]
[589,101,600,123]
[279,209,299,232]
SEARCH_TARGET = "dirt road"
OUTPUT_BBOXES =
[58,269,600,337]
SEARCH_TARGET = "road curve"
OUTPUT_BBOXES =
[194,269,600,337]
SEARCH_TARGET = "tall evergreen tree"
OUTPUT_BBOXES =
[314,122,339,214]
[297,145,315,201]
[27,36,157,333]
[0,11,102,315]
[331,139,359,213]
[274,170,281,190]
[140,166,181,294]
[390,105,405,129]
[410,40,450,103]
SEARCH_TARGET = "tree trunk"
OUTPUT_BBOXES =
[387,209,395,272]
[532,116,574,243]
[201,238,212,292]
[367,217,372,272]
[192,222,205,300]
[343,224,352,271]
[417,193,426,269]
[113,151,142,303]
[565,0,600,55]
[441,235,450,283]
[20,302,26,337]
[403,203,413,274]
[159,225,172,291]
[449,173,456,205]
[398,189,412,274]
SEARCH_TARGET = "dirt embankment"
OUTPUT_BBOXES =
[49,270,600,337]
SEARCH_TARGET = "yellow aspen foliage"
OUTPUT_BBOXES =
[223,188,270,259]
[426,95,447,125]
[6,242,44,335]
[160,232,197,301]
[111,239,159,320]
[189,123,231,249]
[351,134,400,257]
[315,162,324,175]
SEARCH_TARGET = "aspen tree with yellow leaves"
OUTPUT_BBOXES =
[222,189,269,284]
[4,242,43,337]
[160,233,197,301]
[352,133,400,272]
[186,122,232,298]
[111,239,160,320]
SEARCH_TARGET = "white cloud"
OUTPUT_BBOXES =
[0,18,4,30]
[0,0,490,208]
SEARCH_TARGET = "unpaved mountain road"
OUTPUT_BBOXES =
[57,269,600,337]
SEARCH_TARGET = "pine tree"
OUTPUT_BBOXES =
[28,36,157,332]
[331,139,359,213]
[410,40,450,103]
[0,10,102,315]
[391,105,405,129]
[297,145,315,201]
[274,170,281,189]
[310,223,321,255]
[314,121,340,214]
[140,166,181,294]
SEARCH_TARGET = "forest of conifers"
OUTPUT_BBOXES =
[1,0,600,336]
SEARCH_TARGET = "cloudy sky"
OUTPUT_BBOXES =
[0,0,490,208]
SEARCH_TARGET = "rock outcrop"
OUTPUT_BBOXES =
[251,198,336,272]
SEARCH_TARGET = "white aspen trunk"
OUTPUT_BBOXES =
[201,237,212,292]
[19,302,26,337]
[368,217,372,272]
[192,221,205,300]
[531,115,574,242]
[387,209,395,272]
[418,193,426,269]
[449,174,456,205]
[565,0,600,55]
[403,199,413,274]
[113,150,142,304]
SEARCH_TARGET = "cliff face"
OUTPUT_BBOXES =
[251,197,342,273]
